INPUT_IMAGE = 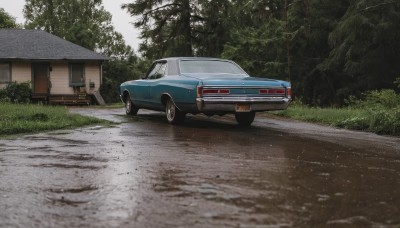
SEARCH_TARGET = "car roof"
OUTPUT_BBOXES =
[152,57,239,76]
[158,57,230,62]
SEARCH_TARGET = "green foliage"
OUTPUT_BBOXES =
[0,103,109,136]
[322,0,400,101]
[0,88,9,103]
[222,19,287,79]
[342,89,400,134]
[23,0,133,58]
[0,81,32,103]
[347,89,400,109]
[218,0,291,87]
[100,56,151,103]
[123,0,235,58]
[273,89,400,135]
[0,8,18,28]
[123,0,195,58]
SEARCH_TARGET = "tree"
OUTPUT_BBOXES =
[122,0,196,58]
[222,0,288,78]
[222,19,287,78]
[23,0,132,59]
[285,0,350,106]
[192,0,231,57]
[122,0,234,59]
[100,56,151,103]
[0,8,18,28]
[325,0,400,94]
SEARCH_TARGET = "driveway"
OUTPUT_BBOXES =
[0,108,399,227]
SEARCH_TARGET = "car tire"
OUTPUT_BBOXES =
[235,112,255,126]
[125,95,139,116]
[166,98,185,124]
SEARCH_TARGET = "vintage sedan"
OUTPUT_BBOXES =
[120,57,291,126]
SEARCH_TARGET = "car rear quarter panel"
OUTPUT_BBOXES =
[152,76,200,109]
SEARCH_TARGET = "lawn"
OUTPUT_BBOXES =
[0,103,110,136]
[269,103,400,136]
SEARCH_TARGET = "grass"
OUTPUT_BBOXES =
[269,103,400,136]
[0,103,111,136]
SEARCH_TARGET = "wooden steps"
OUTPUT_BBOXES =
[48,93,92,105]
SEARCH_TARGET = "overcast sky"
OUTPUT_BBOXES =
[0,0,141,52]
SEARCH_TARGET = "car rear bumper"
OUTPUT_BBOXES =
[196,96,291,112]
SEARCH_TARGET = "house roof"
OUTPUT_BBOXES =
[0,29,109,61]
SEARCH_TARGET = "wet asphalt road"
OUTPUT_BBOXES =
[1,108,399,228]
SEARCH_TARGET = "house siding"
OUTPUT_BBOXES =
[50,61,101,95]
[0,61,31,89]
[0,60,102,95]
[85,62,101,94]
[14,62,33,82]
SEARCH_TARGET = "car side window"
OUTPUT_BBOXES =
[148,62,167,80]
[146,63,162,80]
[156,63,167,79]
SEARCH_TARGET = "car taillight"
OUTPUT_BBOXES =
[259,88,286,95]
[287,87,292,98]
[197,86,203,97]
[205,89,229,94]
[199,88,230,95]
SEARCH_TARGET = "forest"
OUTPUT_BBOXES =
[1,0,400,106]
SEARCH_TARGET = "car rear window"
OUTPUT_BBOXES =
[180,60,247,75]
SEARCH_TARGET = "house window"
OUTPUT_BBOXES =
[69,63,85,87]
[0,63,11,83]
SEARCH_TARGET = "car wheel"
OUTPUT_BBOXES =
[125,96,139,116]
[166,98,185,124]
[235,112,255,126]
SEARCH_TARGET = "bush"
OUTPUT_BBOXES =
[368,108,400,135]
[347,89,400,109]
[0,81,31,103]
[0,88,10,103]
[272,89,400,136]
[335,116,369,130]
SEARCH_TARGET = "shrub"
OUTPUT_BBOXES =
[335,117,369,130]
[347,89,400,109]
[0,88,10,103]
[0,81,31,103]
[272,89,400,136]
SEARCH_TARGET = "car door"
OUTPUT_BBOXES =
[133,62,163,106]
[147,62,167,109]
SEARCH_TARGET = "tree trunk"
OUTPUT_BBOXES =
[181,0,193,56]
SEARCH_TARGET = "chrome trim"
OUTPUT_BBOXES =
[196,96,291,112]
[198,96,290,103]
[200,86,285,89]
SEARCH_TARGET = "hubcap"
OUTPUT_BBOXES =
[126,100,131,113]
[166,100,175,121]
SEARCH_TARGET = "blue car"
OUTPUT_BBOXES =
[120,57,291,126]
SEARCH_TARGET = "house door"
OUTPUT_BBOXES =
[33,63,49,94]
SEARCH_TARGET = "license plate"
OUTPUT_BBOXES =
[236,104,251,112]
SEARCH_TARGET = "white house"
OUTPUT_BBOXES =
[0,29,109,104]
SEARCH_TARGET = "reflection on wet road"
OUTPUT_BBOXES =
[0,108,399,227]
